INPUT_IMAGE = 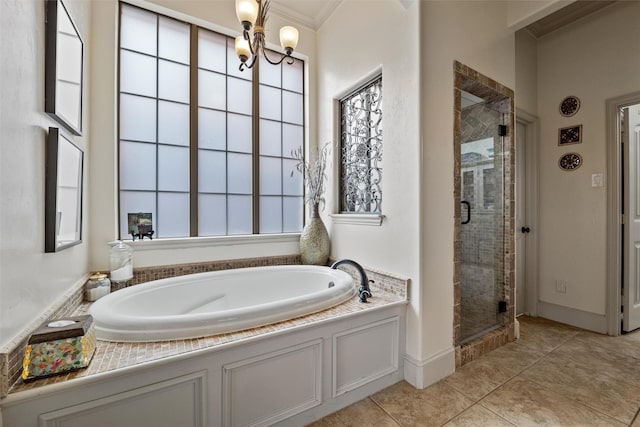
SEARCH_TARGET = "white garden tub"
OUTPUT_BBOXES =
[89,265,356,342]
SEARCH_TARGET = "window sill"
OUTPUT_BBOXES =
[330,214,385,226]
[109,233,301,252]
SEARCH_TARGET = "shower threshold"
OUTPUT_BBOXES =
[460,323,503,346]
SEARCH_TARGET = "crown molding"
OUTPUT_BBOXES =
[270,0,342,31]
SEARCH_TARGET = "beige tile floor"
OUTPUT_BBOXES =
[309,316,640,427]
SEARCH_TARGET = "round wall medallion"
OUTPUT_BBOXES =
[559,152,582,171]
[559,95,581,117]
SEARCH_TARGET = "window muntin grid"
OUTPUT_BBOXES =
[118,3,304,238]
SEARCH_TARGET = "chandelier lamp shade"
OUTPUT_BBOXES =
[234,0,299,71]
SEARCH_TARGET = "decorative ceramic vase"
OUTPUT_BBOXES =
[300,204,330,265]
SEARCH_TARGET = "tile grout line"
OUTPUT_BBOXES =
[554,338,640,392]
[474,402,519,426]
[434,400,518,427]
[368,397,405,427]
[429,352,548,427]
[443,326,585,406]
[444,341,556,405]
[456,332,584,425]
[577,332,640,363]
[631,406,640,426]
[519,374,632,426]
[546,331,640,426]
[473,332,627,427]
[519,329,582,354]
[516,346,634,427]
[472,374,532,424]
[325,323,638,427]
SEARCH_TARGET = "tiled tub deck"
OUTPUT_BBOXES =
[5,257,408,396]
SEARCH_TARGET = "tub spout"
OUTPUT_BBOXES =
[330,259,372,303]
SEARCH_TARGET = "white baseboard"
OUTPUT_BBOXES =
[403,347,455,389]
[538,301,607,334]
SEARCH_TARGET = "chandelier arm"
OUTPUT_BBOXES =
[252,36,262,57]
[239,53,258,71]
[243,30,258,56]
[261,48,289,66]
[236,0,297,71]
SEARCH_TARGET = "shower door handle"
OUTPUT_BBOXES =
[461,201,471,224]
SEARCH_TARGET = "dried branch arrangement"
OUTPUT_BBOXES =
[291,142,331,211]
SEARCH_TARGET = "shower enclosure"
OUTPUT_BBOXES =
[459,90,507,343]
[453,62,514,365]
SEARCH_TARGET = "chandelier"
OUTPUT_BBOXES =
[234,0,299,71]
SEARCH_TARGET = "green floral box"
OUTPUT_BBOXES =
[22,315,96,381]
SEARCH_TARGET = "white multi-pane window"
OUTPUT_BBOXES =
[118,4,304,239]
[258,57,304,233]
[339,75,382,214]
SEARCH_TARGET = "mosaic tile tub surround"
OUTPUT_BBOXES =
[0,277,85,397]
[2,255,409,396]
[0,255,301,396]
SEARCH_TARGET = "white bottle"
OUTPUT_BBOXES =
[110,241,133,283]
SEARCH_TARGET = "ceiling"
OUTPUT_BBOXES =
[268,0,618,35]
[525,0,617,38]
[270,0,343,31]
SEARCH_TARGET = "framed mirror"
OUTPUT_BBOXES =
[45,127,84,252]
[45,0,84,136]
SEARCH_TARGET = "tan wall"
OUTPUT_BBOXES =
[515,29,538,115]
[536,1,640,315]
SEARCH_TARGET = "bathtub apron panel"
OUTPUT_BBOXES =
[1,305,406,427]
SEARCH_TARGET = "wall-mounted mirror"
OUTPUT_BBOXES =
[45,127,84,252]
[45,0,84,135]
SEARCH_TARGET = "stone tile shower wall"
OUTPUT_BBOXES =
[453,61,516,367]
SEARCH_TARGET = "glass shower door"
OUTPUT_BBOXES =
[460,91,505,343]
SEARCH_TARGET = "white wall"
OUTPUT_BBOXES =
[316,0,422,372]
[419,0,515,383]
[317,0,516,387]
[0,0,92,348]
[536,1,640,316]
[85,0,520,388]
[88,0,318,270]
[7,0,620,389]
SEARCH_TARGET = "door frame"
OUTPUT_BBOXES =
[606,91,640,336]
[516,109,539,316]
